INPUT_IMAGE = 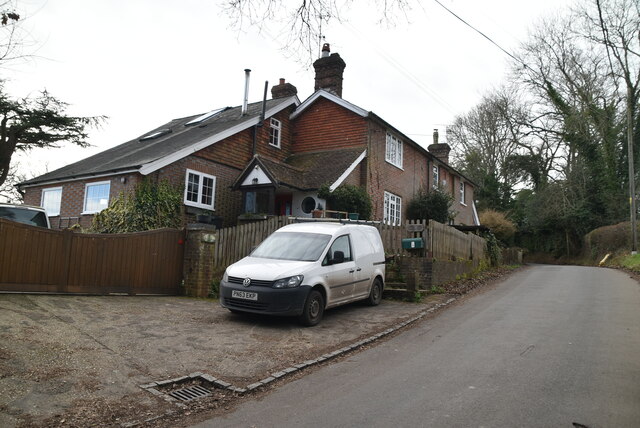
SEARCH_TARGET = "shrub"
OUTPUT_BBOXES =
[479,209,516,245]
[406,188,454,223]
[318,183,373,219]
[91,179,183,233]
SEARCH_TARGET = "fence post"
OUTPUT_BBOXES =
[59,229,74,293]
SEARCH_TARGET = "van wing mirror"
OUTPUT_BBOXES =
[332,250,345,264]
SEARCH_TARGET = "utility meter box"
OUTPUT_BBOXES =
[402,237,424,250]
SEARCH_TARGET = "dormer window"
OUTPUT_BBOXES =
[385,133,403,169]
[270,118,281,148]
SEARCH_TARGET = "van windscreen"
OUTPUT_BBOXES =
[251,232,331,261]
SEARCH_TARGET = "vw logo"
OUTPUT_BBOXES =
[243,278,251,287]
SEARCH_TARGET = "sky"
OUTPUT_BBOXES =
[4,0,573,183]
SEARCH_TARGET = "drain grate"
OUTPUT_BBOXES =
[168,385,212,402]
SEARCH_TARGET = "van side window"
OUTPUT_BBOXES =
[323,235,352,265]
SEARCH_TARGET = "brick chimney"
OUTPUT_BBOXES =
[313,43,346,97]
[271,78,298,99]
[428,129,451,164]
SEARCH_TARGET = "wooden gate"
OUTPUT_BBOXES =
[0,218,185,295]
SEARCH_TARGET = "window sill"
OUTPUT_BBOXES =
[268,143,281,149]
[184,201,215,211]
[385,160,404,170]
[460,202,467,207]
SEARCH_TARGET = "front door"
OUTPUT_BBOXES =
[275,194,292,216]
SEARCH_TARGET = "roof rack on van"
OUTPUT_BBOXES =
[288,217,381,225]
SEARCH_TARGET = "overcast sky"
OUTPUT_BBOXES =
[5,0,572,182]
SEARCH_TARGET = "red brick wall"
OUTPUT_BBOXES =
[366,121,428,223]
[154,156,243,228]
[22,173,140,229]
[450,175,476,225]
[293,97,367,152]
[22,155,247,230]
[365,121,477,225]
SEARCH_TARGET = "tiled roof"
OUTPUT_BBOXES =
[255,147,365,190]
[21,97,298,186]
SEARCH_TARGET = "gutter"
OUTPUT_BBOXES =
[18,168,140,189]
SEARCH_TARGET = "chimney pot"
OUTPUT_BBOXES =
[433,128,439,144]
[321,43,331,57]
[279,78,285,84]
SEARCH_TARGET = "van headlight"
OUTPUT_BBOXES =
[273,275,304,289]
[222,271,228,283]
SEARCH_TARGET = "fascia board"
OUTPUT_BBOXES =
[139,97,300,176]
[329,150,367,192]
[291,90,369,120]
[18,169,140,189]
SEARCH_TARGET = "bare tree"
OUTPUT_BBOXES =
[222,0,411,62]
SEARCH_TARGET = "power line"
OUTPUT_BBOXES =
[432,0,530,70]
[342,21,458,115]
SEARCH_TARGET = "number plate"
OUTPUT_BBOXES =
[232,290,258,301]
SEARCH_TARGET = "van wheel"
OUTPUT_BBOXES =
[299,290,324,326]
[366,278,383,306]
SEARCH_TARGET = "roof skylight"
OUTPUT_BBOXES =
[139,128,172,142]
[185,107,227,126]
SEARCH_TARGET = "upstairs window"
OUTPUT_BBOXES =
[83,181,110,214]
[460,181,466,205]
[432,165,440,189]
[270,118,281,148]
[385,133,403,168]
[41,187,62,216]
[184,169,216,210]
[384,191,402,226]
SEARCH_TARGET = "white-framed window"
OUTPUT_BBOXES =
[41,187,62,216]
[384,191,402,226]
[460,181,466,205]
[385,133,403,169]
[184,169,216,210]
[269,118,281,148]
[83,181,111,214]
[432,165,440,189]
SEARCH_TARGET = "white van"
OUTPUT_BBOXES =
[220,221,386,326]
[0,203,50,228]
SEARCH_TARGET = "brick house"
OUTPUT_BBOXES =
[20,44,479,229]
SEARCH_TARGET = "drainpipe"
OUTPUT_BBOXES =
[252,81,269,156]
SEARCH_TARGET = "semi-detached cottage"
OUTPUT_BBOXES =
[20,44,479,229]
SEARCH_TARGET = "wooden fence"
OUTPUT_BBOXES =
[208,216,486,267]
[212,216,295,268]
[429,220,486,262]
[0,218,184,294]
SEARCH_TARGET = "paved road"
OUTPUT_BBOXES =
[193,265,640,428]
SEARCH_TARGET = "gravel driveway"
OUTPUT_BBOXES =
[0,293,449,427]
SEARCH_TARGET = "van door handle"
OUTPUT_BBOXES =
[356,268,362,272]
[349,269,355,273]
